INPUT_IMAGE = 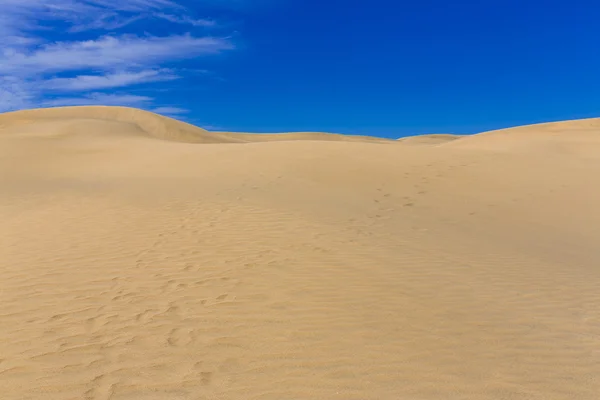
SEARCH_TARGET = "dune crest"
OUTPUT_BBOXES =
[0,106,242,143]
[443,118,600,155]
[0,106,394,144]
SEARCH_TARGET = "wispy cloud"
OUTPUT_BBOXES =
[0,77,36,112]
[0,0,235,113]
[1,35,233,76]
[156,13,217,27]
[43,93,154,107]
[41,69,179,91]
[152,106,190,115]
[0,0,181,38]
[68,15,144,33]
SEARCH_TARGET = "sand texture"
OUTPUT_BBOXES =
[1,106,600,399]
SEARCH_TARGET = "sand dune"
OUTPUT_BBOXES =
[1,107,600,399]
[0,106,394,144]
[444,118,600,157]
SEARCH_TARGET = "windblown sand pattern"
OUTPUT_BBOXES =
[1,106,599,399]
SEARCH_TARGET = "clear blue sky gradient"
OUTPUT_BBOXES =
[4,0,600,138]
[180,0,600,137]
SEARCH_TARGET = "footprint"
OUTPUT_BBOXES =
[167,328,192,347]
[164,302,182,318]
[85,374,117,400]
[135,309,155,323]
[49,313,68,322]
[200,371,213,385]
[85,315,108,333]
[162,279,179,292]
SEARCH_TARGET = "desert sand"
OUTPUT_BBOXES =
[1,106,599,399]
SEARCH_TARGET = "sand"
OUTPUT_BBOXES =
[1,106,599,399]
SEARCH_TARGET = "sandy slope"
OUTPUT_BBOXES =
[1,107,600,400]
[0,106,391,144]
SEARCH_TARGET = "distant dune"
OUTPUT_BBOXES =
[444,118,600,156]
[1,106,600,400]
[0,106,394,144]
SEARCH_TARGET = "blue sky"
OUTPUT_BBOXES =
[1,0,599,138]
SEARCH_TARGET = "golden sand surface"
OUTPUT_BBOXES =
[1,106,599,399]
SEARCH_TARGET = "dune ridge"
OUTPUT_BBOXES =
[1,106,600,399]
[3,106,600,147]
[0,106,394,144]
[0,106,241,143]
[443,118,600,154]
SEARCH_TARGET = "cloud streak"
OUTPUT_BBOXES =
[1,35,233,75]
[156,13,217,27]
[1,0,181,39]
[152,106,190,115]
[41,70,179,91]
[0,77,36,112]
[0,0,235,113]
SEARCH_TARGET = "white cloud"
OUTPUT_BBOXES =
[1,35,233,76]
[43,93,153,107]
[0,77,35,112]
[0,0,182,39]
[42,70,179,91]
[68,15,144,33]
[152,106,189,115]
[156,13,217,27]
[197,123,225,131]
[0,0,236,113]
